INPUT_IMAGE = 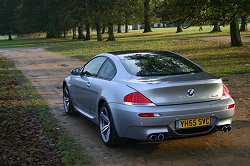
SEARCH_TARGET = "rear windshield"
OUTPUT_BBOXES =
[121,52,203,76]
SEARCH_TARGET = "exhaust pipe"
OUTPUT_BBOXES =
[221,125,232,132]
[222,126,228,132]
[149,134,157,141]
[158,134,165,141]
[227,125,232,132]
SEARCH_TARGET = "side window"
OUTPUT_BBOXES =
[98,59,116,80]
[83,57,107,77]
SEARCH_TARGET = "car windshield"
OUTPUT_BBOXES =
[120,52,203,76]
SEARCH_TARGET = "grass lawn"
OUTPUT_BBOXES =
[0,56,89,165]
[0,25,249,76]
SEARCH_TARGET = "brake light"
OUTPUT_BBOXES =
[227,104,235,110]
[222,84,230,99]
[124,92,155,106]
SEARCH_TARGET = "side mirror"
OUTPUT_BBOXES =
[70,68,81,76]
[81,71,92,76]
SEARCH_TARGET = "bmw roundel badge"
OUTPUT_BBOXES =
[187,89,195,96]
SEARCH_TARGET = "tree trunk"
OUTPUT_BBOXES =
[95,22,102,41]
[77,24,85,40]
[176,21,183,33]
[199,25,203,31]
[46,32,54,38]
[143,0,152,33]
[102,24,106,34]
[230,17,243,47]
[54,28,62,38]
[107,23,115,41]
[211,21,221,32]
[125,15,129,33]
[72,27,77,39]
[63,30,66,38]
[117,21,122,33]
[240,16,248,32]
[85,23,91,40]
[125,21,129,33]
[8,32,12,40]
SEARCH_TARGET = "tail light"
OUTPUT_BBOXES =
[221,84,230,99]
[124,92,155,106]
[227,104,235,110]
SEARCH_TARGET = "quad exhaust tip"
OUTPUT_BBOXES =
[222,125,232,132]
[149,134,158,141]
[158,134,165,141]
[149,134,165,142]
[227,125,231,132]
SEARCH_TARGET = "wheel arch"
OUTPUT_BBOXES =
[97,98,116,128]
[98,98,110,115]
[63,80,67,88]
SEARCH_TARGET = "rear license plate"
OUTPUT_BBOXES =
[176,117,211,129]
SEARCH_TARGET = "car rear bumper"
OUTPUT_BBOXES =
[109,98,235,140]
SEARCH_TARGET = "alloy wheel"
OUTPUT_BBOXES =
[63,86,70,113]
[100,107,111,143]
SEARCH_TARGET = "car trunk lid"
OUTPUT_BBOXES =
[126,73,223,105]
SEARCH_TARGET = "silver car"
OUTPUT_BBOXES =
[63,51,235,147]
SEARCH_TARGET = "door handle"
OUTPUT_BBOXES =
[87,82,91,87]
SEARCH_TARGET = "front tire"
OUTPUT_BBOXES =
[99,103,124,147]
[63,85,74,115]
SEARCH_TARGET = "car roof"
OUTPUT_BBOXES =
[106,50,179,60]
[108,50,173,56]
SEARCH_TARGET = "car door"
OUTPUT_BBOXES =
[88,59,117,117]
[72,56,107,115]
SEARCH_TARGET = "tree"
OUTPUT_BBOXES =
[90,0,104,41]
[239,0,250,32]
[77,24,85,40]
[85,22,91,40]
[116,0,144,33]
[143,0,152,33]
[72,27,77,39]
[155,0,202,33]
[240,16,248,32]
[210,0,222,32]
[211,21,222,32]
[117,21,122,33]
[43,0,70,38]
[218,0,244,46]
[230,17,242,46]
[82,0,92,41]
[73,0,87,40]
[95,22,103,41]
[157,0,248,47]
[107,23,115,41]
[101,0,122,41]
[176,21,183,33]
[0,0,21,40]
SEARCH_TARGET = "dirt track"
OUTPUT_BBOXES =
[0,47,249,166]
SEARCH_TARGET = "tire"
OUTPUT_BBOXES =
[99,103,125,147]
[63,85,74,115]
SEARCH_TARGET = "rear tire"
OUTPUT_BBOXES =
[63,85,74,115]
[99,103,125,147]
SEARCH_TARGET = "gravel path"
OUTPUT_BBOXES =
[0,47,249,166]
